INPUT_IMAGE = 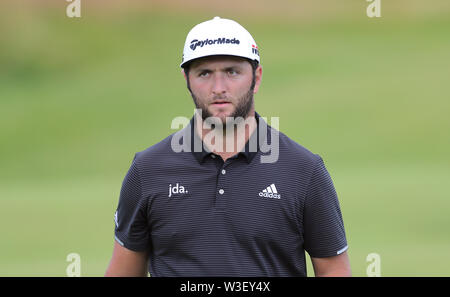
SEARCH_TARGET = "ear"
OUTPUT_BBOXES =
[182,68,193,94]
[253,65,263,94]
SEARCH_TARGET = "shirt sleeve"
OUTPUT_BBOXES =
[303,155,348,258]
[114,154,150,252]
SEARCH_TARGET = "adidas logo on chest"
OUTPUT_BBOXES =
[259,184,281,199]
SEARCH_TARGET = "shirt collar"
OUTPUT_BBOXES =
[190,112,266,164]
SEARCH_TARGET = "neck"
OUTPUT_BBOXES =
[194,110,257,159]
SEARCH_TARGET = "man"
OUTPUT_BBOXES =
[105,17,351,277]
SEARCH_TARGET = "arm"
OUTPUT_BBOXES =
[108,155,150,277]
[311,251,351,277]
[304,156,350,277]
[105,240,149,277]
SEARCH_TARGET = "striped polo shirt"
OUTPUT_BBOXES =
[113,112,348,277]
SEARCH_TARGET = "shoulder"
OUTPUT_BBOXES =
[274,127,321,168]
[131,126,193,173]
[134,134,174,163]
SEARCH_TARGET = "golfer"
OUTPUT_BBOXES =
[105,17,351,277]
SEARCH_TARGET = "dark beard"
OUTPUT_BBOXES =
[191,88,254,123]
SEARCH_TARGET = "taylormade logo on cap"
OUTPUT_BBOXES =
[190,37,240,51]
[180,16,260,68]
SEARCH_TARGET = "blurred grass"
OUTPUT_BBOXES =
[0,1,449,276]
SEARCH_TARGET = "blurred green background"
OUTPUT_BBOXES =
[1,0,449,276]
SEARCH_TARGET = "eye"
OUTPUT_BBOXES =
[199,71,210,77]
[228,69,239,76]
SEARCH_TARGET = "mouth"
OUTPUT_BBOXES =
[211,100,231,107]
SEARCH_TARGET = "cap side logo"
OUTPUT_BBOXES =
[252,44,259,56]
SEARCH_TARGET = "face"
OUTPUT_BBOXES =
[184,55,262,123]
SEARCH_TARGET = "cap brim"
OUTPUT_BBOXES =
[180,54,259,68]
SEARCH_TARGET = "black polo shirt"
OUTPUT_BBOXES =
[114,112,348,277]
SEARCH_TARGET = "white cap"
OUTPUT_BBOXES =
[180,16,260,68]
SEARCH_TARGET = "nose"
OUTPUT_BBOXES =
[211,73,227,96]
